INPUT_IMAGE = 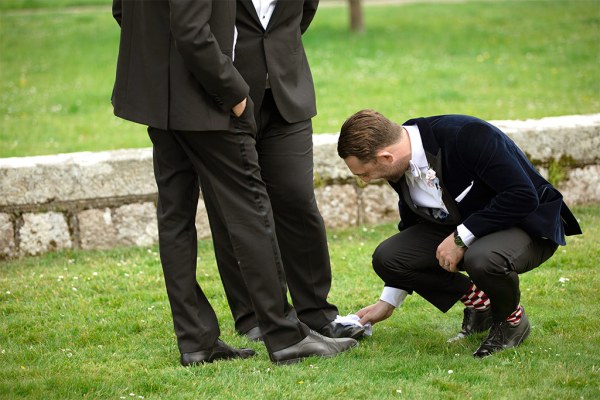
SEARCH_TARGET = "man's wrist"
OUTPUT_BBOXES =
[378,300,396,312]
[453,229,467,248]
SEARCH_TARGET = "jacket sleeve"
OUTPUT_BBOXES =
[455,122,539,239]
[300,0,319,34]
[112,0,122,26]
[169,0,248,112]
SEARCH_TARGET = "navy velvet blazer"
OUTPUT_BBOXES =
[388,115,581,245]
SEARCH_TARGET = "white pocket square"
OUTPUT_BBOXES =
[455,181,474,203]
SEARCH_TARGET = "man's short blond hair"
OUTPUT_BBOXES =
[337,109,402,161]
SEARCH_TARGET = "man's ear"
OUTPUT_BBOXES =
[375,150,395,164]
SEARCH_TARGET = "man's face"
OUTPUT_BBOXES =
[344,155,404,183]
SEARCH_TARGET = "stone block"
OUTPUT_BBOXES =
[0,213,16,258]
[112,203,158,247]
[316,184,358,229]
[559,165,600,205]
[359,184,399,225]
[19,212,72,256]
[313,135,350,183]
[0,148,156,207]
[78,208,119,250]
[493,114,600,164]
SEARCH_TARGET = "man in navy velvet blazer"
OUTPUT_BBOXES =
[337,109,581,357]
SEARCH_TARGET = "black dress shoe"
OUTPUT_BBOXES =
[448,307,493,342]
[243,326,263,342]
[180,339,256,366]
[318,321,366,340]
[473,310,530,358]
[270,330,358,365]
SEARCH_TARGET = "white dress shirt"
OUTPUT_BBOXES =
[379,125,476,308]
[253,0,278,29]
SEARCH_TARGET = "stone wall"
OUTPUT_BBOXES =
[1,114,599,259]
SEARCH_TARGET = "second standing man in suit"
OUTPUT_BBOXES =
[204,0,365,341]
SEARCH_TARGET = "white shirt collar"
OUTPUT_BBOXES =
[404,124,428,175]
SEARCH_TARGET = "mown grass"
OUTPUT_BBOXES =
[0,0,103,11]
[0,0,599,157]
[0,205,598,399]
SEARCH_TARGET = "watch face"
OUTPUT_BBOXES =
[454,234,465,248]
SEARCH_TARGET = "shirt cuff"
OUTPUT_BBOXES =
[457,224,476,247]
[380,287,409,308]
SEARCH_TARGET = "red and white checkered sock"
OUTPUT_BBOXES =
[460,283,490,311]
[506,305,524,325]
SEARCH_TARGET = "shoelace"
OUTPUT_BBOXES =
[483,322,507,348]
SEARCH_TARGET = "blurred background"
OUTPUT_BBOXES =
[1,0,599,157]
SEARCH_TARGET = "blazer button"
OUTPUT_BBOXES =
[263,33,268,39]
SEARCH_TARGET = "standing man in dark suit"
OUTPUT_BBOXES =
[111,0,357,366]
[336,109,581,357]
[204,0,364,341]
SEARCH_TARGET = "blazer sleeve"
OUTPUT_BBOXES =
[112,0,122,26]
[300,0,319,34]
[455,122,540,239]
[169,0,248,112]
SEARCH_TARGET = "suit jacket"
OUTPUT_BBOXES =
[388,115,582,245]
[111,0,249,131]
[234,0,318,123]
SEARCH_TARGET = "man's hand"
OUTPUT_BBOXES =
[435,233,466,273]
[232,98,247,117]
[356,300,395,326]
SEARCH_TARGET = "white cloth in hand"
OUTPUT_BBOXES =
[333,314,373,336]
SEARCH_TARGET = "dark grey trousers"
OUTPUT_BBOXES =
[372,222,558,322]
[204,90,338,333]
[148,122,309,354]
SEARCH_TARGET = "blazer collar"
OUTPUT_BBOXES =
[240,0,263,28]
[265,2,284,31]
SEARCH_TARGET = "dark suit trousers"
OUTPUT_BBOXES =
[372,223,558,322]
[204,90,338,333]
[148,124,309,354]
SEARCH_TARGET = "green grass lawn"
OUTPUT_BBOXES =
[0,205,598,399]
[0,0,599,157]
[0,0,104,11]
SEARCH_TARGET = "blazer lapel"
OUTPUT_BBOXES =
[424,149,461,225]
[397,177,427,221]
[240,0,262,27]
[396,176,443,225]
[265,2,285,31]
